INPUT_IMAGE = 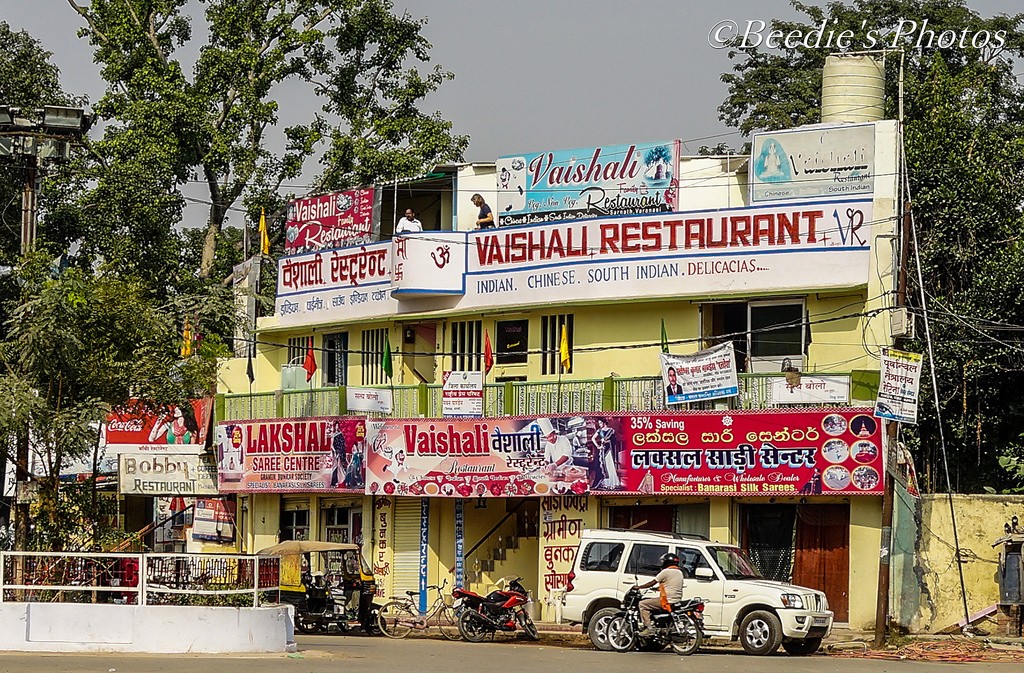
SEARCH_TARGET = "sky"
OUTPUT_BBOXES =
[0,0,1019,226]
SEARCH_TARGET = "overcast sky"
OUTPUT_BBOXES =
[1,0,1018,226]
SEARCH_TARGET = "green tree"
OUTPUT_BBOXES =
[68,0,468,279]
[0,258,230,550]
[717,0,1024,492]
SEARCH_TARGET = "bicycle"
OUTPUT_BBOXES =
[377,579,461,640]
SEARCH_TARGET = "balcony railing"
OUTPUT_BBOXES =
[219,373,859,422]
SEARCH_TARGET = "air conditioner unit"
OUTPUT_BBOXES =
[281,364,309,390]
[890,307,915,339]
[749,355,804,374]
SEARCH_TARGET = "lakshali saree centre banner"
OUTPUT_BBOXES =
[216,417,367,493]
[365,410,884,498]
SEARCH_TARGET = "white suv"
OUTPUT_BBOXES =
[562,528,832,655]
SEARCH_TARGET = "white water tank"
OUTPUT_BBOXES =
[821,54,885,123]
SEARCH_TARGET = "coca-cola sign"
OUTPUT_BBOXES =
[103,399,213,455]
[285,188,379,253]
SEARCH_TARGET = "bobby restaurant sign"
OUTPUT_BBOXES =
[275,199,874,327]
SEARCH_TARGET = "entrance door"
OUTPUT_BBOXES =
[740,504,795,582]
[608,505,674,532]
[792,504,849,622]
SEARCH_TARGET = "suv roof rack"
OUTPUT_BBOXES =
[603,528,710,541]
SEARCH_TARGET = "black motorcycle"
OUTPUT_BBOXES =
[453,576,540,642]
[606,586,704,655]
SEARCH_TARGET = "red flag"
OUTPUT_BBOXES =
[303,336,318,382]
[484,330,494,374]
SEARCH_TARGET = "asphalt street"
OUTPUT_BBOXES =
[0,635,1022,673]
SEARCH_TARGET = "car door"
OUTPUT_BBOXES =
[676,545,724,629]
[622,542,670,600]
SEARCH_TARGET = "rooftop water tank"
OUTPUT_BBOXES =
[821,54,885,123]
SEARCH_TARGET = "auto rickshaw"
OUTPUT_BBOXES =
[257,540,382,635]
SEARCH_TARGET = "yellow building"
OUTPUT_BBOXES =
[217,120,900,630]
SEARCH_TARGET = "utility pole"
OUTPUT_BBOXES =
[873,198,912,648]
[1,104,92,550]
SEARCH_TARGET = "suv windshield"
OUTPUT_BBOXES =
[709,546,763,580]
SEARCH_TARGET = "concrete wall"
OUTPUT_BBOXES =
[908,493,1024,633]
[0,604,293,653]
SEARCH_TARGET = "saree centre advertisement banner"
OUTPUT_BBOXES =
[216,417,366,493]
[364,410,884,497]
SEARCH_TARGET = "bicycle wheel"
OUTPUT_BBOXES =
[437,604,462,640]
[377,601,415,639]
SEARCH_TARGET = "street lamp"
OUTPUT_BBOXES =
[0,104,93,254]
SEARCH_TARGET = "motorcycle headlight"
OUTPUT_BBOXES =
[780,593,804,609]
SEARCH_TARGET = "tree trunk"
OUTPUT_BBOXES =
[199,215,221,278]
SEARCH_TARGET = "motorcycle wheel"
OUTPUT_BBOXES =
[458,610,492,643]
[437,604,462,641]
[296,613,323,634]
[669,614,703,656]
[519,612,540,641]
[606,616,637,653]
[377,601,415,639]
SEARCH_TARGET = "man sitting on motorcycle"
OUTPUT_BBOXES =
[635,553,684,636]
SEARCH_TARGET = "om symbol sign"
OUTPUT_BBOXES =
[431,245,451,269]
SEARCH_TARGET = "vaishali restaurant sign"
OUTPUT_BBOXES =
[275,199,874,327]
[363,409,884,498]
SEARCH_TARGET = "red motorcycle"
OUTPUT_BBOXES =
[453,576,540,642]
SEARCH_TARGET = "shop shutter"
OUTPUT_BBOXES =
[391,498,421,598]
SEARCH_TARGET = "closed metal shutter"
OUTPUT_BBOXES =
[391,498,421,598]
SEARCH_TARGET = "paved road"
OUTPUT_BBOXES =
[0,635,1021,673]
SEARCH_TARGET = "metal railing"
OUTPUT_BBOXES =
[0,551,279,607]
[220,373,853,421]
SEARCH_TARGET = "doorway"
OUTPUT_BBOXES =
[608,505,674,532]
[740,503,850,621]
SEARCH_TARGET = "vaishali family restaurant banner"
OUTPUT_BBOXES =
[364,409,884,497]
[216,417,367,493]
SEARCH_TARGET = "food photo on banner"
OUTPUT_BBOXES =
[660,342,739,405]
[216,417,367,493]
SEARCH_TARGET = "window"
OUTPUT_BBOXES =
[496,319,528,365]
[450,319,482,371]
[541,313,573,375]
[676,546,714,580]
[361,328,389,385]
[286,337,306,366]
[580,542,624,572]
[323,332,348,387]
[280,509,309,541]
[702,300,807,373]
[625,543,669,576]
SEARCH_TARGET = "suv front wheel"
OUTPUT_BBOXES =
[587,607,620,651]
[739,610,782,655]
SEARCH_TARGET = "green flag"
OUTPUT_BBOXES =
[382,333,393,379]
[660,319,669,353]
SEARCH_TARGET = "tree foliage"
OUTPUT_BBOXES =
[68,0,468,279]
[718,0,1024,492]
[0,258,231,550]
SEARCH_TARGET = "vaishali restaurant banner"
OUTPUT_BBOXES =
[216,417,367,493]
[276,199,874,328]
[284,188,379,253]
[496,140,680,226]
[365,409,884,497]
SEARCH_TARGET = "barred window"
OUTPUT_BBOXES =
[323,332,348,386]
[361,328,390,385]
[541,314,573,375]
[287,337,306,366]
[450,320,482,371]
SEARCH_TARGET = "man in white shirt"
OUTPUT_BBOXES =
[396,208,423,234]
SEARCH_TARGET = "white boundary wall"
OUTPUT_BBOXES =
[0,603,294,653]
